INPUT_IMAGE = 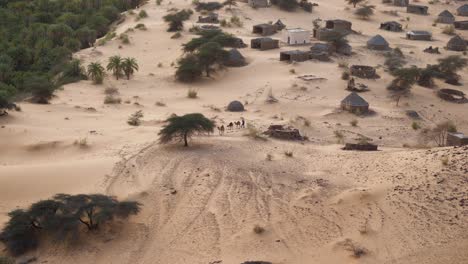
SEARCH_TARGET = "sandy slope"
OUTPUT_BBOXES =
[1,0,468,263]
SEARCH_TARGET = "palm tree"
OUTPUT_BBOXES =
[158,113,215,147]
[106,55,123,80]
[87,62,105,84]
[121,57,139,80]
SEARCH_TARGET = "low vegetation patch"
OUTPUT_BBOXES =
[127,110,144,126]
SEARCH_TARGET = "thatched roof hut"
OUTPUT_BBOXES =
[437,10,455,24]
[341,92,369,114]
[227,100,245,112]
[223,49,247,67]
[367,34,389,50]
[447,35,467,51]
[457,4,468,16]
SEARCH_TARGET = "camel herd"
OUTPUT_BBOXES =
[217,119,245,135]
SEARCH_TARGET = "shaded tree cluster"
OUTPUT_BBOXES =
[159,113,215,146]
[0,194,141,256]
[176,30,238,82]
[0,0,145,112]
[163,9,193,32]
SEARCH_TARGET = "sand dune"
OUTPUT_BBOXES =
[1,0,468,263]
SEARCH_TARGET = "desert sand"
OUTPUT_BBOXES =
[1,0,467,263]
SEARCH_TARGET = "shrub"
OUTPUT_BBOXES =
[244,124,267,141]
[171,32,182,39]
[411,121,420,130]
[119,34,130,44]
[104,95,122,104]
[135,23,147,30]
[334,130,345,143]
[350,119,358,127]
[442,25,455,35]
[128,110,144,126]
[104,86,119,95]
[163,9,193,31]
[155,101,166,106]
[253,225,265,234]
[138,10,149,19]
[266,154,273,161]
[440,156,449,166]
[284,151,293,157]
[354,5,375,20]
[73,137,89,148]
[187,88,198,98]
[342,71,350,80]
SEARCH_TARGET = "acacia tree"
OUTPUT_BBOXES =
[107,55,123,80]
[436,55,467,85]
[421,121,457,147]
[387,67,421,106]
[121,57,139,80]
[158,113,215,147]
[0,194,141,256]
[176,54,203,82]
[87,62,106,84]
[163,9,193,32]
[346,0,364,8]
[355,5,375,19]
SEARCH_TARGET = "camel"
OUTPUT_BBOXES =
[217,125,225,135]
[227,122,234,130]
[235,121,241,128]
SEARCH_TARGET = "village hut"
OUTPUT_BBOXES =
[447,35,467,51]
[198,12,219,23]
[274,19,286,30]
[337,43,352,56]
[454,20,468,30]
[325,19,352,32]
[313,28,344,41]
[279,50,310,62]
[253,24,277,36]
[232,37,247,48]
[251,37,279,50]
[457,4,468,16]
[350,65,377,78]
[340,92,369,114]
[380,21,402,32]
[407,4,428,15]
[227,100,245,112]
[406,30,432,41]
[367,34,390,50]
[224,49,247,67]
[447,132,468,146]
[393,0,408,6]
[310,43,334,55]
[282,28,311,45]
[248,0,269,8]
[437,10,455,24]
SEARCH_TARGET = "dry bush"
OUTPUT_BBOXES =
[187,88,198,98]
[334,130,345,144]
[284,151,293,157]
[104,86,119,95]
[350,119,358,127]
[244,124,267,141]
[442,25,455,35]
[266,154,273,161]
[155,101,166,107]
[73,137,89,148]
[440,156,449,166]
[104,95,122,104]
[265,88,278,103]
[127,110,144,126]
[253,225,265,234]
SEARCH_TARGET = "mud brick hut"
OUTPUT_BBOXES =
[325,19,352,33]
[341,92,369,114]
[407,4,428,15]
[253,23,277,36]
[350,65,377,78]
[393,0,409,7]
[251,37,279,50]
[198,12,219,23]
[406,30,432,41]
[279,50,310,62]
[248,0,269,8]
[454,20,468,30]
[282,28,311,45]
[380,21,402,32]
[447,132,468,146]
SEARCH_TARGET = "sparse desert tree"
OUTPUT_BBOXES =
[107,55,123,80]
[158,113,215,147]
[0,194,141,256]
[346,0,364,8]
[436,55,467,85]
[417,64,442,88]
[355,5,375,19]
[271,0,299,11]
[384,48,406,74]
[128,110,144,126]
[121,57,139,80]
[387,67,421,106]
[87,62,106,84]
[163,9,193,32]
[421,121,457,147]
